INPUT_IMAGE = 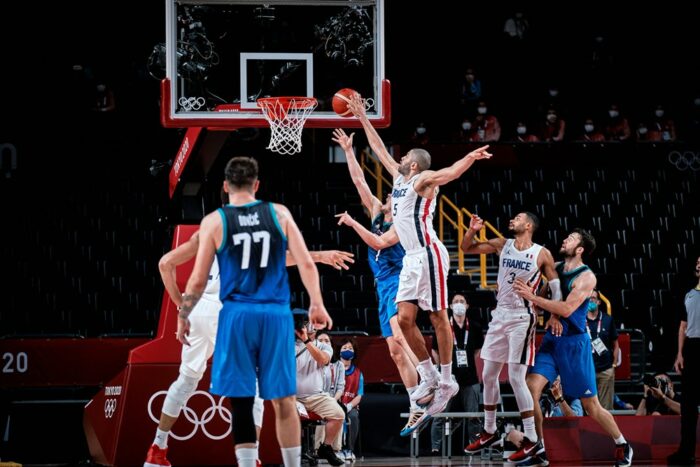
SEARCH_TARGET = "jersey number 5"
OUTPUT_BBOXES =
[233,231,270,269]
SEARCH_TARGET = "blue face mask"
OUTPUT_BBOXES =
[340,350,354,360]
[588,301,598,313]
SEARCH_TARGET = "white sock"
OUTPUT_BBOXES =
[614,434,626,445]
[407,386,419,410]
[235,447,258,467]
[281,445,301,467]
[418,359,439,381]
[154,428,169,449]
[440,363,452,383]
[522,416,538,442]
[484,409,497,434]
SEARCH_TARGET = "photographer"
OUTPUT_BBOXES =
[635,373,681,416]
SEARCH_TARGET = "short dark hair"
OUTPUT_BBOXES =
[225,157,258,188]
[572,228,596,258]
[338,336,358,352]
[523,211,540,232]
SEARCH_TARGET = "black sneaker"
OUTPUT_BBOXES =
[614,442,633,467]
[317,443,344,466]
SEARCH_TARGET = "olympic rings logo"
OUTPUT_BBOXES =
[147,390,232,441]
[668,150,700,171]
[104,398,117,418]
[178,96,206,111]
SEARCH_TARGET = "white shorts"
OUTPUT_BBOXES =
[480,306,537,366]
[396,242,449,312]
[179,298,220,379]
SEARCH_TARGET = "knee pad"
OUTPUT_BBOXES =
[482,360,503,405]
[252,396,264,429]
[162,373,199,418]
[230,397,257,445]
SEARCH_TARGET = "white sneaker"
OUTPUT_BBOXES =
[411,367,439,406]
[426,375,459,416]
[400,409,426,436]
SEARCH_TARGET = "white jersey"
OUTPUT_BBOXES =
[391,174,439,251]
[496,239,543,309]
[192,257,221,317]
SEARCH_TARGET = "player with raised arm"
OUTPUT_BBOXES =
[461,213,559,460]
[178,157,332,467]
[346,94,492,432]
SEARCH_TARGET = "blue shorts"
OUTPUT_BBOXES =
[210,301,295,401]
[530,332,597,399]
[376,273,400,338]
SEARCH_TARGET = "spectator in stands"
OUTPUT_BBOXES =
[471,101,501,142]
[503,11,529,41]
[635,121,652,142]
[314,331,345,453]
[668,255,700,465]
[635,372,680,416]
[603,104,631,141]
[647,104,676,142]
[454,117,473,143]
[513,121,540,143]
[459,68,483,115]
[295,318,345,466]
[409,122,430,146]
[339,338,364,462]
[430,294,484,454]
[540,108,566,142]
[579,118,606,142]
[586,289,620,410]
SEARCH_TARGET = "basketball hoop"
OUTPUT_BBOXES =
[257,97,318,155]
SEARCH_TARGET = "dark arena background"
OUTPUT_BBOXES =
[1,2,699,466]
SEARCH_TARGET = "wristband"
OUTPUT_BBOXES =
[303,338,311,344]
[555,397,564,404]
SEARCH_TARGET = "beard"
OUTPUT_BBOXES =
[398,162,410,176]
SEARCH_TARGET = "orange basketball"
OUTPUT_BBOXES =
[332,88,358,117]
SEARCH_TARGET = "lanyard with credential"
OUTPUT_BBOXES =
[586,314,602,339]
[450,317,469,349]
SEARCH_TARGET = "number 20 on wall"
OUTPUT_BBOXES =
[2,352,28,373]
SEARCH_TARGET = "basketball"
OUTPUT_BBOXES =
[332,88,358,117]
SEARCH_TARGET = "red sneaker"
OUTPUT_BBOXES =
[144,444,171,467]
[464,429,502,454]
[508,437,543,463]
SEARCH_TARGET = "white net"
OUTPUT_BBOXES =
[257,97,318,155]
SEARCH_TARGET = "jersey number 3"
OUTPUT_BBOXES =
[233,231,270,269]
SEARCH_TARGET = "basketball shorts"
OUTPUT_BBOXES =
[210,301,295,401]
[531,332,598,399]
[480,306,537,366]
[396,242,449,312]
[376,273,400,337]
[179,297,220,379]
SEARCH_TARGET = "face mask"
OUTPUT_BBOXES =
[416,126,426,135]
[452,303,467,316]
[584,124,594,133]
[462,121,471,131]
[548,89,559,97]
[608,110,619,118]
[587,302,598,313]
[477,106,487,115]
[655,109,664,118]
[466,74,475,81]
[547,114,557,123]
[638,126,648,135]
[340,350,354,360]
[516,125,527,135]
[694,97,700,107]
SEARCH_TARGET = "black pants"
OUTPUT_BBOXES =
[679,338,699,455]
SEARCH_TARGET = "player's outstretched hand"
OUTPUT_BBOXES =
[347,93,366,118]
[319,250,355,270]
[335,211,355,227]
[466,145,493,160]
[469,214,484,231]
[332,129,355,152]
[309,302,333,330]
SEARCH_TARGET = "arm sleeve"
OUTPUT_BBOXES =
[358,372,364,396]
[570,399,584,416]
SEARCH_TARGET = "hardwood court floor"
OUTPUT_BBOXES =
[342,456,670,466]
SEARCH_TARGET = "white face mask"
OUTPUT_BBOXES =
[452,303,467,316]
[655,109,665,118]
[584,124,594,133]
[477,106,487,115]
[546,113,557,123]
[638,126,648,135]
[694,97,700,107]
[416,126,426,135]
[516,125,527,135]
[462,121,472,131]
[548,89,559,97]
[609,110,619,118]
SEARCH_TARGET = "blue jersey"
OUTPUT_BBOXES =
[216,201,289,304]
[367,213,404,280]
[556,263,591,335]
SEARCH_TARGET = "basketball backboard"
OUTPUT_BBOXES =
[159,0,389,129]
